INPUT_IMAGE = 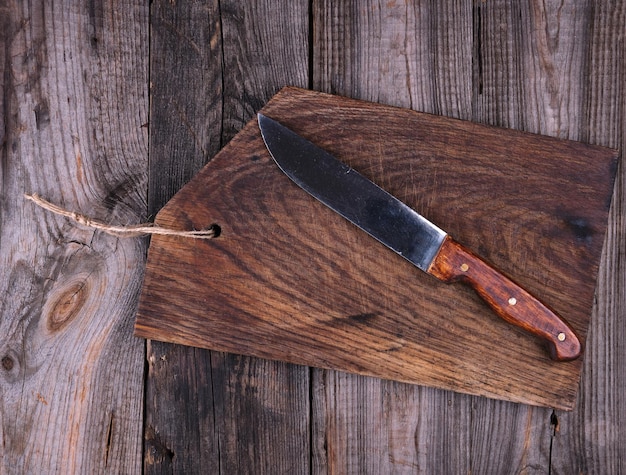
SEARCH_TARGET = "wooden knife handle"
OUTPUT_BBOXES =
[427,236,582,361]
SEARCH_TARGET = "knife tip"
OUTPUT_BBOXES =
[257,113,279,141]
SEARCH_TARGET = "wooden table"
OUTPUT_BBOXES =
[2,1,624,473]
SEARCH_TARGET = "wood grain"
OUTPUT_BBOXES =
[549,1,626,472]
[136,87,617,409]
[312,0,473,119]
[139,0,625,471]
[2,0,622,472]
[0,1,148,473]
[310,1,625,472]
[311,3,482,472]
[145,2,224,470]
[144,1,311,473]
[470,2,626,472]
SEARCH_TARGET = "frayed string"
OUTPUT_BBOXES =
[24,193,218,239]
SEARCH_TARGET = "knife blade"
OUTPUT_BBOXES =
[258,113,581,361]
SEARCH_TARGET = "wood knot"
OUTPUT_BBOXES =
[46,278,90,332]
[564,216,594,243]
[2,355,14,371]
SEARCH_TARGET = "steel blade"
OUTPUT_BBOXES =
[258,114,446,271]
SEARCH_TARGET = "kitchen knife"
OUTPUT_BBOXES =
[257,114,582,361]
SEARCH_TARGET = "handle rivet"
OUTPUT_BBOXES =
[508,297,517,306]
[460,263,469,272]
[558,332,566,342]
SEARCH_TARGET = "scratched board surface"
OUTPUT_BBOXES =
[136,87,618,409]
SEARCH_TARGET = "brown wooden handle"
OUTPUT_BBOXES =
[427,236,582,361]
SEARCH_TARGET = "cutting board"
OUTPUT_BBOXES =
[135,87,618,409]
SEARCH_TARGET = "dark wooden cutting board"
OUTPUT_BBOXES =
[135,87,618,409]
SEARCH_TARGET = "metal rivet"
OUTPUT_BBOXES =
[508,297,517,306]
[558,332,566,342]
[460,263,469,272]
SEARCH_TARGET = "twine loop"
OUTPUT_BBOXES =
[24,194,218,239]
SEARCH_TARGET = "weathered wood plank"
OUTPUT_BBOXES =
[310,1,479,472]
[313,0,473,119]
[472,0,591,137]
[311,371,473,474]
[148,0,224,209]
[220,0,309,142]
[473,1,626,472]
[203,3,312,470]
[209,355,310,473]
[550,1,626,472]
[144,1,310,473]
[0,1,148,473]
[144,2,223,471]
[468,1,582,471]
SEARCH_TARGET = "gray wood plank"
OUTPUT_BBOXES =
[144,1,310,473]
[474,1,626,472]
[0,1,148,473]
[550,1,626,472]
[144,2,224,471]
[472,0,590,138]
[468,1,569,471]
[144,343,220,472]
[313,0,473,119]
[220,0,309,142]
[210,355,311,474]
[311,371,473,474]
[310,1,480,472]
[148,0,224,209]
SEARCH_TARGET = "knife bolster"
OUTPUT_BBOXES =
[427,236,582,362]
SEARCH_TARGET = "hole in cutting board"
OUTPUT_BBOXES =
[209,223,222,238]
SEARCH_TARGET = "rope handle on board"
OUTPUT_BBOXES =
[24,193,218,239]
